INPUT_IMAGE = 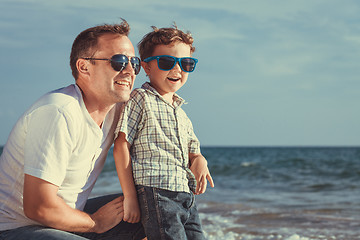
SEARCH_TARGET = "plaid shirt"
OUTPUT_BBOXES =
[115,82,200,193]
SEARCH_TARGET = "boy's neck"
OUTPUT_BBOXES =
[147,82,176,105]
[162,92,174,105]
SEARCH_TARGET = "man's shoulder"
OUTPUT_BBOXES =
[46,84,80,106]
[27,84,83,117]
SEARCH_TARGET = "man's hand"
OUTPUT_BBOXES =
[90,196,125,233]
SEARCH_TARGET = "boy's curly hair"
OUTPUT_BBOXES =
[138,23,195,60]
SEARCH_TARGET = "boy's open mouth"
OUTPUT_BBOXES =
[167,77,180,82]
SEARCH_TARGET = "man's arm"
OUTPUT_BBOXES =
[23,174,124,233]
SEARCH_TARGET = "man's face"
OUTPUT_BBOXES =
[88,34,137,105]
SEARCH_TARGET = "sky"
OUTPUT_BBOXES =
[0,0,360,147]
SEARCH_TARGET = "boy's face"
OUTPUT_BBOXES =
[142,42,191,99]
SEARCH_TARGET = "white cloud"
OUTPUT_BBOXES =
[344,35,360,45]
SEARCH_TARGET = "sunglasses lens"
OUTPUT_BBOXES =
[111,55,141,75]
[111,54,128,72]
[130,57,141,75]
[158,56,176,70]
[181,58,196,72]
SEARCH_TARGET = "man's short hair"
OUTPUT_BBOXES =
[70,19,130,80]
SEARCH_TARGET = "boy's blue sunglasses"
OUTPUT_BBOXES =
[143,55,198,73]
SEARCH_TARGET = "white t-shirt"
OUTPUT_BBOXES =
[0,84,120,230]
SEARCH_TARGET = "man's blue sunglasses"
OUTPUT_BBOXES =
[143,55,198,73]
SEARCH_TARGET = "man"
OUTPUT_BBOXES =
[0,20,145,239]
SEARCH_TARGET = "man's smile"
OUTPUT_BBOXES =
[115,80,131,87]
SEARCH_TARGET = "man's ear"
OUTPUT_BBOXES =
[77,59,90,77]
[141,61,151,76]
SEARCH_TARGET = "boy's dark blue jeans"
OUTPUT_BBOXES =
[136,185,206,240]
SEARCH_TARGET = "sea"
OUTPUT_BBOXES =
[1,146,360,239]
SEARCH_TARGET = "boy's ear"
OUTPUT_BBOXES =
[141,62,151,75]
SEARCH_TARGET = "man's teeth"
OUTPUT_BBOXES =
[115,81,130,86]
[168,77,180,81]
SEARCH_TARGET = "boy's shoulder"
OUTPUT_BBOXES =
[128,87,153,107]
[132,87,146,94]
[130,87,148,99]
[130,83,157,99]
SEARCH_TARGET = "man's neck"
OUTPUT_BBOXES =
[84,96,115,128]
[77,84,114,128]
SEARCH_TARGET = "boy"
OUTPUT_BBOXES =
[113,25,214,240]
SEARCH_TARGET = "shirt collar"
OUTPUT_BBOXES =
[141,82,186,108]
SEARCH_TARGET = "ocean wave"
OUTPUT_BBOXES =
[197,200,360,240]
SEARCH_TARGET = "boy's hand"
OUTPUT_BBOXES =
[123,195,141,223]
[189,154,214,195]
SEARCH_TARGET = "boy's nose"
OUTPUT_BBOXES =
[172,62,182,72]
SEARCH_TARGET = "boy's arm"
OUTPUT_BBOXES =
[189,153,215,195]
[113,132,140,223]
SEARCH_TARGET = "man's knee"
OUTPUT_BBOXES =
[0,225,86,240]
[83,194,123,214]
